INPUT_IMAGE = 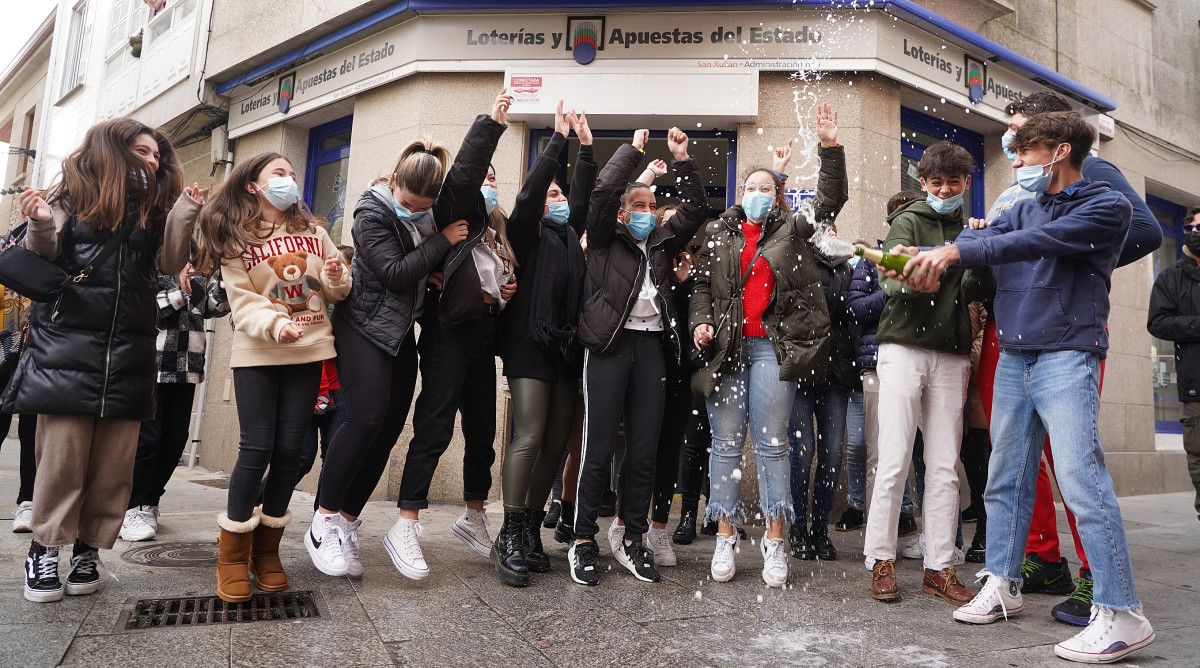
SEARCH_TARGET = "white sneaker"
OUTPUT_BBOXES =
[1054,606,1155,664]
[953,571,1024,624]
[450,508,492,559]
[304,511,349,577]
[710,532,737,583]
[385,517,429,581]
[607,519,625,558]
[11,501,32,533]
[119,505,158,542]
[342,519,364,578]
[760,536,789,588]
[901,533,965,565]
[645,527,677,567]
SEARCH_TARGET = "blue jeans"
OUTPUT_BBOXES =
[789,385,848,528]
[985,350,1139,610]
[705,337,794,526]
[846,386,915,513]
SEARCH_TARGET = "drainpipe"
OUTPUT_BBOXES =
[188,158,233,468]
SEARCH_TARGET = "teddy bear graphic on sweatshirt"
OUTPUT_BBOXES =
[267,251,323,315]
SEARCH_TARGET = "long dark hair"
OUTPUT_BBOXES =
[44,117,183,232]
[196,152,317,275]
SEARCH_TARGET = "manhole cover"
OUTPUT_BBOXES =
[125,591,320,630]
[122,542,218,567]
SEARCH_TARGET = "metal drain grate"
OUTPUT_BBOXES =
[125,591,320,630]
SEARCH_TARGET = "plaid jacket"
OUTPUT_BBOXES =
[156,273,230,384]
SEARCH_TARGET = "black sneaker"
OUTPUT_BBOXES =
[543,501,562,529]
[789,526,816,560]
[1019,553,1075,595]
[810,527,838,561]
[960,503,984,524]
[554,501,576,544]
[598,490,617,518]
[523,509,552,573]
[965,523,986,564]
[568,540,601,586]
[1051,569,1093,626]
[66,540,103,596]
[613,538,661,583]
[24,541,63,603]
[834,507,865,532]
[672,509,698,545]
[897,512,918,537]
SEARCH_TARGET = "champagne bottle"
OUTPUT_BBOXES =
[855,246,910,273]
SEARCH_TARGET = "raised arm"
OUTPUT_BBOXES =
[434,90,509,231]
[811,101,848,226]
[567,111,597,237]
[585,129,647,249]
[158,185,204,274]
[663,127,707,256]
[508,103,569,263]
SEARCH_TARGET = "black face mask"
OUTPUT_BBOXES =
[1186,235,1200,256]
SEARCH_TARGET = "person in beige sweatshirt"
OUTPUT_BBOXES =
[4,118,196,603]
[197,151,350,603]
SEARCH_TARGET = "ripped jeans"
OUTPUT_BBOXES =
[705,337,794,527]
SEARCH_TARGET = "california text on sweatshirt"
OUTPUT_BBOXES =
[222,221,351,367]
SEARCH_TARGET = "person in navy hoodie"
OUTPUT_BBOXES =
[894,111,1154,665]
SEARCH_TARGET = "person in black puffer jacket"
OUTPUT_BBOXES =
[568,128,707,587]
[3,118,194,603]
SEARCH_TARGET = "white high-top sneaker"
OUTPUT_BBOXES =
[645,527,677,567]
[710,532,737,583]
[450,508,492,559]
[760,536,789,588]
[304,511,349,577]
[1054,605,1155,664]
[385,517,429,581]
[342,518,364,578]
[607,519,625,558]
[953,572,1024,624]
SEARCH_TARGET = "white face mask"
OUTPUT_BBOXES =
[258,176,302,210]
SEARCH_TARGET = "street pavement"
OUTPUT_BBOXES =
[0,440,1195,668]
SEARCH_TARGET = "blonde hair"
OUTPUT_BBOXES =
[392,139,450,199]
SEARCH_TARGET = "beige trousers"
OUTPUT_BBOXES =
[32,414,141,549]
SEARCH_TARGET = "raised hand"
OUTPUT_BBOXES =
[569,110,593,146]
[18,188,51,222]
[184,182,205,205]
[632,129,650,151]
[772,139,793,173]
[815,101,839,148]
[491,89,512,125]
[667,127,689,160]
[553,100,569,137]
[648,159,668,178]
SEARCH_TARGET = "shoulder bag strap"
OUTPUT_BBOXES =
[711,246,765,336]
[70,218,137,285]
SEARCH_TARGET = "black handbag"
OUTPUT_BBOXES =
[687,247,765,370]
[0,218,136,306]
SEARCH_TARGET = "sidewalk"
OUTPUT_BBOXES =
[0,440,1194,668]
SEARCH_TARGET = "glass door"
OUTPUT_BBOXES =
[1148,194,1188,434]
[304,116,353,243]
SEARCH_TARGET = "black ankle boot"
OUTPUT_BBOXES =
[492,511,530,587]
[789,524,816,560]
[672,507,698,545]
[966,521,986,563]
[523,509,552,573]
[543,501,562,529]
[810,526,838,561]
[554,501,576,544]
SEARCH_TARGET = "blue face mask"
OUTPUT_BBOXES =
[481,186,499,215]
[258,176,301,210]
[1002,129,1018,161]
[741,191,774,222]
[1015,158,1058,194]
[626,211,657,240]
[545,201,570,225]
[926,192,964,215]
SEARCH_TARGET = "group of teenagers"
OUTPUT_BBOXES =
[0,86,1163,664]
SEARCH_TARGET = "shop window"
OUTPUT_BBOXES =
[304,116,352,244]
[899,108,985,218]
[1148,194,1188,434]
[529,129,736,217]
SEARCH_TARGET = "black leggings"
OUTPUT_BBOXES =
[396,316,498,510]
[317,319,418,517]
[227,363,322,522]
[675,394,712,512]
[503,374,578,513]
[129,383,196,509]
[0,413,37,504]
[650,366,692,524]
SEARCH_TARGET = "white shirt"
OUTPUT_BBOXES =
[624,240,663,331]
[472,230,515,309]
